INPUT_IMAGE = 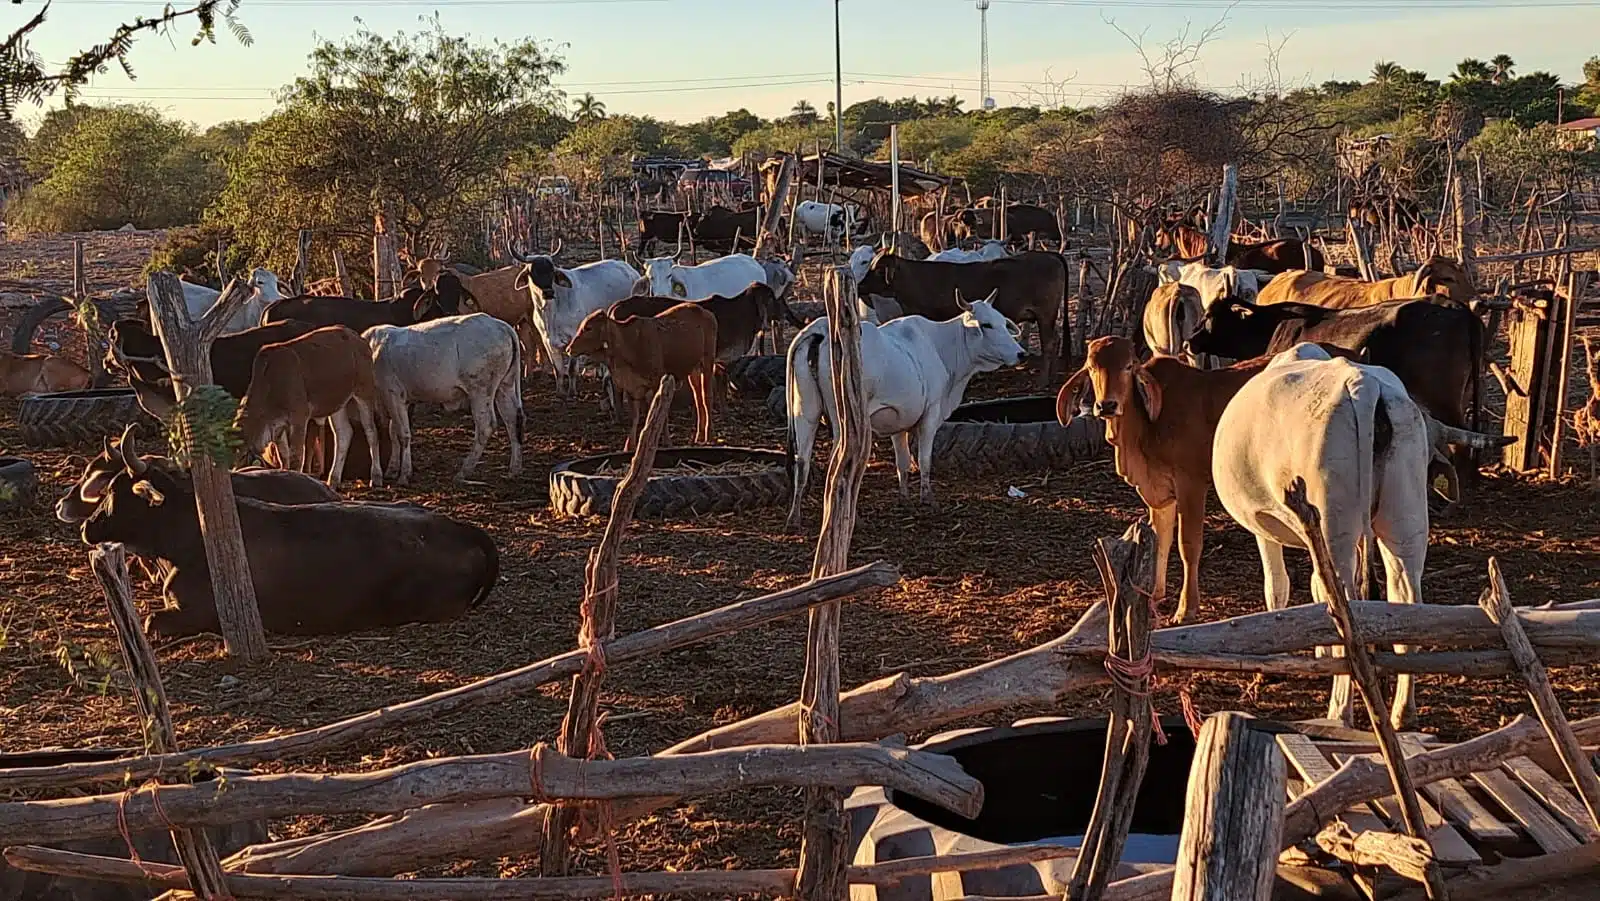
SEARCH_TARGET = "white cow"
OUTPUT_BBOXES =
[1212,342,1509,727]
[638,252,768,301]
[1155,260,1269,306]
[785,292,1026,526]
[928,240,1010,264]
[184,268,281,334]
[795,200,865,242]
[513,255,640,395]
[364,313,523,486]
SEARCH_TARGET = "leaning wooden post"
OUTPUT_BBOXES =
[1066,521,1156,901]
[332,249,355,299]
[538,375,677,876]
[1170,712,1286,901]
[1283,477,1446,901]
[1209,164,1238,266]
[146,272,268,661]
[1548,270,1590,479]
[289,229,313,297]
[90,543,232,900]
[372,210,402,300]
[1452,168,1479,277]
[1482,557,1600,831]
[71,239,105,386]
[761,152,796,256]
[796,267,870,901]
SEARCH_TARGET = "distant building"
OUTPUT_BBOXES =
[1557,117,1600,149]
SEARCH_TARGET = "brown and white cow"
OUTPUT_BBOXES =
[0,350,91,396]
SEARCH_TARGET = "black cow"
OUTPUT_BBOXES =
[83,445,499,638]
[951,203,1062,245]
[107,318,320,419]
[693,205,760,254]
[260,272,464,332]
[857,249,1070,387]
[1187,297,1486,477]
[637,210,699,255]
[1226,238,1326,274]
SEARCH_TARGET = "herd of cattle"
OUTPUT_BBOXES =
[0,206,1523,695]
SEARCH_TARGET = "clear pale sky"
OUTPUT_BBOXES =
[18,0,1600,130]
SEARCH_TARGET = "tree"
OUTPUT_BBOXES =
[555,115,665,179]
[1578,56,1600,114]
[1452,58,1493,84]
[209,17,566,272]
[0,1,250,118]
[1371,61,1403,86]
[1490,54,1516,85]
[573,92,607,124]
[790,99,819,126]
[10,105,211,231]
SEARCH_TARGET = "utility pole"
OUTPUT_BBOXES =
[834,0,844,153]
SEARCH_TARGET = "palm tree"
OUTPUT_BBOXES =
[1371,61,1403,85]
[940,95,965,116]
[573,93,606,124]
[1490,54,1516,84]
[1452,58,1492,83]
[790,99,818,125]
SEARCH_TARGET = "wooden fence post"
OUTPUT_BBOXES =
[1210,164,1238,266]
[71,239,105,386]
[373,210,402,300]
[146,272,269,661]
[1283,478,1446,900]
[1065,521,1156,901]
[538,375,677,875]
[796,267,870,901]
[289,229,312,297]
[1548,270,1591,479]
[1170,712,1286,901]
[332,250,355,299]
[1453,169,1479,278]
[90,543,232,899]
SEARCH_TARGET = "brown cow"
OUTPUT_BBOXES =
[0,350,91,396]
[234,326,385,489]
[567,301,718,450]
[1226,238,1325,274]
[1257,256,1474,309]
[413,258,545,376]
[608,282,785,401]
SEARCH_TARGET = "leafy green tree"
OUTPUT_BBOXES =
[10,105,209,231]
[731,120,835,157]
[1490,54,1516,85]
[0,1,249,118]
[789,99,819,126]
[883,117,975,166]
[1577,56,1600,115]
[573,92,607,124]
[208,17,566,272]
[555,115,665,178]
[1371,61,1403,86]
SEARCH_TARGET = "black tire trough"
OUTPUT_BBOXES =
[15,388,148,447]
[549,446,790,519]
[931,396,1107,475]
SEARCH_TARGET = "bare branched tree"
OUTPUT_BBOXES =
[0,0,251,118]
[1018,67,1084,112]
[1103,6,1232,92]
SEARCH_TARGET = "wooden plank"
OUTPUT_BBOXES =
[1470,769,1581,854]
[1503,302,1549,471]
[1503,756,1600,842]
[1338,754,1481,865]
[1399,736,1518,843]
[1281,735,1387,900]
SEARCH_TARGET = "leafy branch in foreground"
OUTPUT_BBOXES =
[0,0,251,119]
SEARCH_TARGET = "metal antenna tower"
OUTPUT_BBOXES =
[977,0,993,110]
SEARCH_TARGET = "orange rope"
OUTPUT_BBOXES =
[1104,651,1167,746]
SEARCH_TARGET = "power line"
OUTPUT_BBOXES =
[993,0,1594,7]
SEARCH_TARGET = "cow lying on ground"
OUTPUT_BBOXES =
[786,292,1026,525]
[1185,297,1486,480]
[1256,256,1474,308]
[0,350,90,396]
[929,240,1009,264]
[566,300,718,449]
[857,249,1067,387]
[1212,343,1510,726]
[82,444,498,638]
[1225,238,1324,274]
[235,326,385,489]
[364,313,524,486]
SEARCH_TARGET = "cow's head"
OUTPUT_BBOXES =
[640,257,689,298]
[1057,336,1161,436]
[857,250,899,297]
[566,307,618,359]
[956,290,1027,370]
[81,432,183,549]
[1411,257,1474,305]
[248,268,281,302]
[57,425,172,524]
[510,240,565,298]
[413,272,465,321]
[1185,299,1278,361]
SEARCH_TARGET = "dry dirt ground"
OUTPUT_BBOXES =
[0,230,1598,888]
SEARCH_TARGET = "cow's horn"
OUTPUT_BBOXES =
[508,242,535,263]
[1425,415,1515,452]
[548,237,563,258]
[119,424,147,475]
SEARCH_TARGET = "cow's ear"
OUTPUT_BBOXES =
[132,480,165,506]
[1230,303,1253,318]
[1135,366,1164,421]
[554,271,573,289]
[1056,367,1091,425]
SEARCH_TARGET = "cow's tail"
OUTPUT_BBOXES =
[465,523,501,610]
[508,330,526,443]
[786,327,825,476]
[1468,308,1484,436]
[1057,251,1073,363]
[1348,367,1379,563]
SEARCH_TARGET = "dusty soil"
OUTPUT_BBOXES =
[0,229,1598,889]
